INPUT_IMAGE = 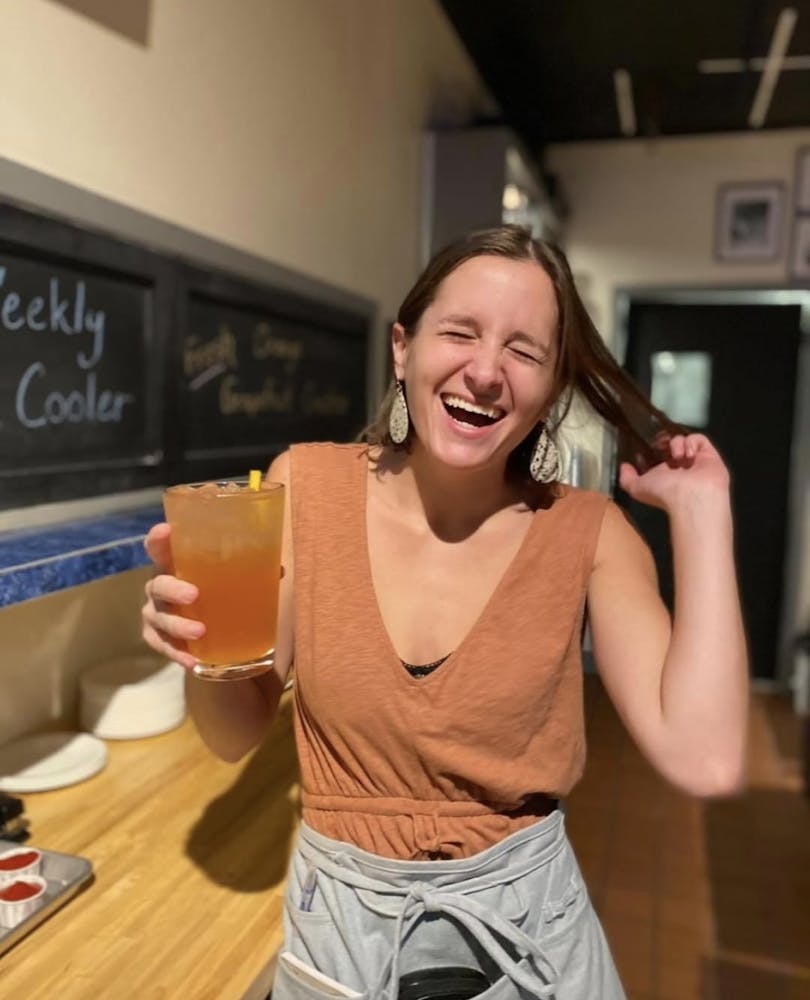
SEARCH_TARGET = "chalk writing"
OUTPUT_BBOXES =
[219,374,295,417]
[252,322,303,365]
[301,380,350,416]
[184,326,238,378]
[1,264,134,432]
[181,292,367,457]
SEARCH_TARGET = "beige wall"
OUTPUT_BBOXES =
[0,571,151,744]
[0,0,491,320]
[0,0,492,744]
[546,128,810,342]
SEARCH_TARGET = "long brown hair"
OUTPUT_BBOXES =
[362,225,682,483]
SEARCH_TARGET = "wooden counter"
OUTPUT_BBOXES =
[0,693,300,1000]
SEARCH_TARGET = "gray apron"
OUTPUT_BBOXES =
[273,809,626,1000]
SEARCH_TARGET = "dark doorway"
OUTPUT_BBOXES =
[616,296,801,681]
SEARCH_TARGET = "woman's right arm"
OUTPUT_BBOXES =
[141,450,294,762]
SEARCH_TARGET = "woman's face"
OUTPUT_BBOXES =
[393,255,559,474]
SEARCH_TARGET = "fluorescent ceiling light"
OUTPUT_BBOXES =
[502,183,523,211]
[613,68,637,137]
[749,6,798,128]
[700,54,810,72]
[698,58,747,73]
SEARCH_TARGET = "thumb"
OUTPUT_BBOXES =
[618,461,640,498]
[144,522,175,575]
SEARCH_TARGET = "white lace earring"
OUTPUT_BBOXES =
[529,425,560,483]
[388,380,409,444]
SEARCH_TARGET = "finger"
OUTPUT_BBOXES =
[149,606,205,643]
[146,574,198,607]
[142,623,197,671]
[618,461,640,496]
[672,433,703,466]
[668,434,687,461]
[142,580,204,640]
[144,523,175,574]
[684,433,709,459]
[143,581,204,633]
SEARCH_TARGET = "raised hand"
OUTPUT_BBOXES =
[618,433,730,513]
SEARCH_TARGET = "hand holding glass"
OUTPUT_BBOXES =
[162,478,284,680]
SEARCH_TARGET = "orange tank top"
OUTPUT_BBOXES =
[290,442,610,860]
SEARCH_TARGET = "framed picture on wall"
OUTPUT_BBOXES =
[795,147,810,212]
[790,216,810,282]
[715,181,784,262]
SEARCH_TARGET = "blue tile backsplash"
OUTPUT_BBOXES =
[0,507,162,606]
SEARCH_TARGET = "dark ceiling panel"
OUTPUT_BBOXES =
[439,0,810,150]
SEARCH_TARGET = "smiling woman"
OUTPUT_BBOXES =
[142,224,749,1000]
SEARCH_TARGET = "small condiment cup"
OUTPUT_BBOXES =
[0,847,42,884]
[0,875,47,927]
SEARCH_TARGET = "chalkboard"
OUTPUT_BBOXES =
[0,205,170,509]
[174,266,368,480]
[0,202,371,510]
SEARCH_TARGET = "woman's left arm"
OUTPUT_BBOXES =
[587,433,749,797]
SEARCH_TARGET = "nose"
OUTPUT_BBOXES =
[464,341,503,396]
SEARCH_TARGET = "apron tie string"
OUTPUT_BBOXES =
[373,882,558,1000]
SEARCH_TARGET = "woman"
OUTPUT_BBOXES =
[142,226,748,999]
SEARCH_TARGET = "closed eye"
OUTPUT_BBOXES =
[509,346,543,364]
[441,330,475,341]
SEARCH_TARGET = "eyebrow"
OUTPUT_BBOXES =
[438,313,480,330]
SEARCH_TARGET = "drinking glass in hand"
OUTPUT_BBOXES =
[162,479,284,681]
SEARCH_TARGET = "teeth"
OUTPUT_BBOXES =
[442,395,503,419]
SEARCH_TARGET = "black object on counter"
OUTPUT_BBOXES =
[0,792,24,824]
[0,816,31,843]
[398,966,491,1000]
[0,793,30,842]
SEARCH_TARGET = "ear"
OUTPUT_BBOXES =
[391,322,409,381]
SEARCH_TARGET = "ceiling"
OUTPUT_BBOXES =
[439,1,810,155]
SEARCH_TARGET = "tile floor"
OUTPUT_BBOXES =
[567,676,810,1000]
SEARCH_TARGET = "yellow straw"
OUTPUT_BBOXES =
[248,469,262,491]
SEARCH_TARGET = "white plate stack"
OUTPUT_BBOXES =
[0,733,108,792]
[80,657,186,740]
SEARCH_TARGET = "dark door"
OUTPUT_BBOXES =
[617,299,800,681]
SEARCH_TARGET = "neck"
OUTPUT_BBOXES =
[378,443,520,541]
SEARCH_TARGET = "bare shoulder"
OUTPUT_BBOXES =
[265,449,295,683]
[593,499,656,580]
[266,448,291,485]
[266,450,294,567]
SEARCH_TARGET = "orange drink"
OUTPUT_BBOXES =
[163,479,284,680]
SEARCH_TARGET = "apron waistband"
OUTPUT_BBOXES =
[298,806,566,884]
[296,815,567,998]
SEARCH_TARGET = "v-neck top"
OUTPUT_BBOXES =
[290,442,611,860]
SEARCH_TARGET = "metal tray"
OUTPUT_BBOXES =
[0,838,93,957]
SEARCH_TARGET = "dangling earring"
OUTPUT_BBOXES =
[388,380,409,444]
[529,425,560,483]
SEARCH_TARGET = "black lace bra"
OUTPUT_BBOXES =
[400,653,452,679]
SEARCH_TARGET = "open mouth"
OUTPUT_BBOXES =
[441,394,505,429]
